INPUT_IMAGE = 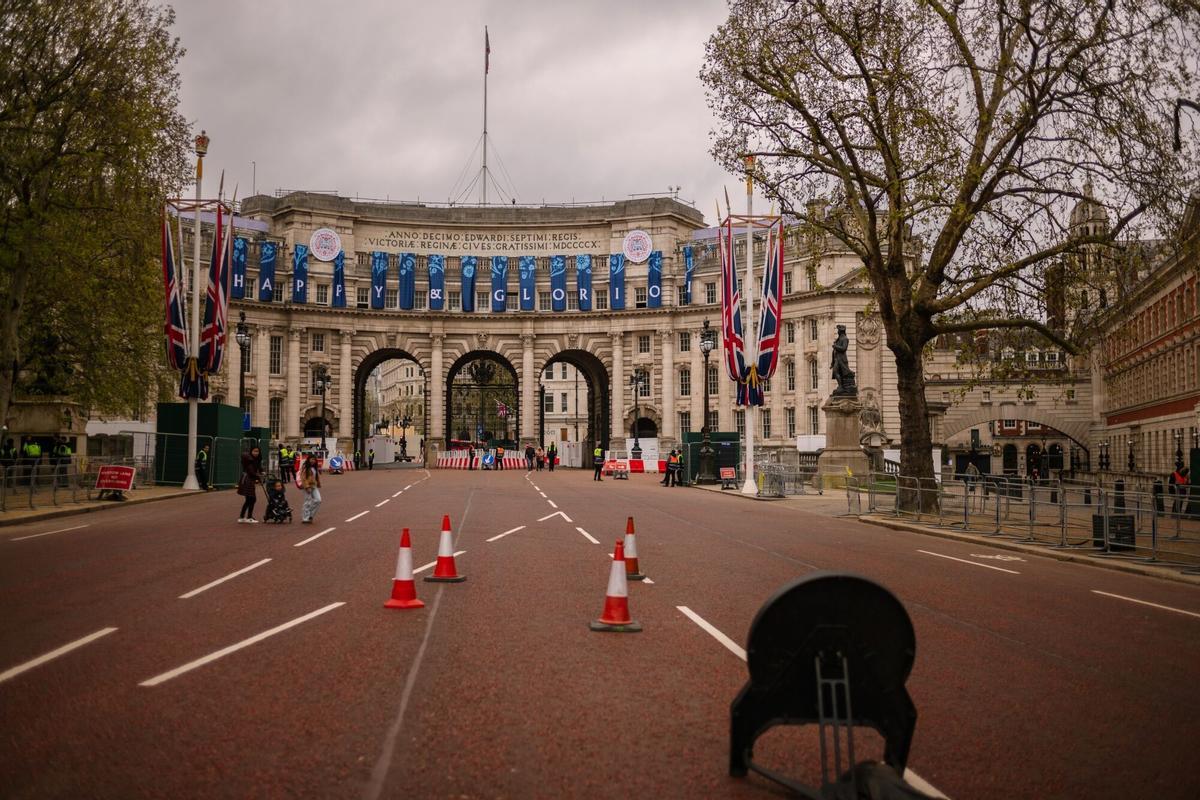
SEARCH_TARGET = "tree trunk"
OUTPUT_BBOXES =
[0,252,32,433]
[893,344,938,512]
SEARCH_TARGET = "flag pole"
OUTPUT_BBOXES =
[183,132,208,491]
[482,26,489,206]
[741,156,757,495]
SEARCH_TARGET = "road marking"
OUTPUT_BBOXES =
[392,490,404,497]
[533,486,540,491]
[547,499,558,508]
[917,549,1020,574]
[676,606,746,660]
[538,510,573,523]
[294,526,337,547]
[10,524,90,542]
[140,603,345,687]
[675,606,950,798]
[486,526,526,542]
[537,491,547,498]
[404,484,412,491]
[1092,590,1200,619]
[576,526,600,544]
[346,510,370,522]
[413,550,466,574]
[969,553,1024,562]
[179,559,272,599]
[644,577,655,584]
[376,498,391,507]
[0,627,117,685]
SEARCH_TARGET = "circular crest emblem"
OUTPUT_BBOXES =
[622,230,653,263]
[309,227,342,261]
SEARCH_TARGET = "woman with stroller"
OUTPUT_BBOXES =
[237,445,263,523]
[300,453,322,524]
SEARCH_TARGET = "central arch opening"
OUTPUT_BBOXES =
[539,349,610,464]
[354,348,427,466]
[446,351,519,449]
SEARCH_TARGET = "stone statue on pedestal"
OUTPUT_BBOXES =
[830,324,857,396]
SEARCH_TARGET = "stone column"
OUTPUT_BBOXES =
[610,332,624,448]
[430,335,445,446]
[661,329,675,440]
[521,333,536,442]
[255,326,271,430]
[285,328,301,438]
[338,330,354,442]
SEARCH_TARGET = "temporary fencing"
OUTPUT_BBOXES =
[0,456,156,512]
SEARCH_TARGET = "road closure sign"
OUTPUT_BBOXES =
[95,465,135,492]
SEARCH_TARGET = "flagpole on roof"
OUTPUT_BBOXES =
[482,26,489,205]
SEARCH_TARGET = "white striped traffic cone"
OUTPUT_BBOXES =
[623,516,645,581]
[384,528,425,609]
[590,540,642,632]
[424,514,466,583]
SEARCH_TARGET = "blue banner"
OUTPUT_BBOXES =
[371,251,388,309]
[518,255,536,311]
[490,256,508,312]
[575,254,592,311]
[549,255,567,311]
[428,254,445,310]
[609,254,625,310]
[647,250,662,308]
[682,245,694,305]
[292,244,308,303]
[398,252,416,310]
[461,256,478,312]
[258,242,276,302]
[332,250,346,307]
[231,237,247,299]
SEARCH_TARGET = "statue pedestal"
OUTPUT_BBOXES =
[817,395,871,489]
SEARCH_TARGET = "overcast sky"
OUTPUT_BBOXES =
[168,0,757,226]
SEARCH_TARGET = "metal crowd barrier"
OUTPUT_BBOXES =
[851,473,1200,573]
[0,456,158,512]
[755,464,813,498]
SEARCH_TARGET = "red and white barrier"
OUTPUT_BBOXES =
[435,451,525,470]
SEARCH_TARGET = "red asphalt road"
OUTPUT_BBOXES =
[1,467,1198,799]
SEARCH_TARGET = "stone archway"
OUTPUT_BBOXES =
[445,350,520,447]
[539,348,611,452]
[353,348,427,457]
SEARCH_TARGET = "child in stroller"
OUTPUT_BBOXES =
[263,476,293,523]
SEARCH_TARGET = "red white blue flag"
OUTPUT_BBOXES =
[199,204,232,374]
[749,219,785,406]
[160,210,188,371]
[719,216,750,402]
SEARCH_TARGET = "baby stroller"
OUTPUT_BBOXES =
[263,477,293,524]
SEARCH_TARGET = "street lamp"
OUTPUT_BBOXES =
[1128,433,1137,473]
[235,312,250,428]
[697,319,718,483]
[182,130,211,491]
[314,364,331,454]
[1174,429,1184,471]
[630,368,648,460]
[1099,441,1109,471]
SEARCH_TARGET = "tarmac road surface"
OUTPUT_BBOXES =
[1,467,1197,799]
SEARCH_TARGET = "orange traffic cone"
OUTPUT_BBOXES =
[590,540,642,632]
[623,516,645,581]
[384,528,425,609]
[424,514,466,583]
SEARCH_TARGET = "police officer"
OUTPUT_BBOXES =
[353,448,362,470]
[53,436,73,487]
[368,448,375,470]
[0,438,17,487]
[593,447,604,481]
[278,443,290,482]
[195,443,211,490]
[21,436,42,485]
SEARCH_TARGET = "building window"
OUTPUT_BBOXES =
[1003,419,1017,429]
[707,409,719,431]
[476,291,488,311]
[705,282,717,305]
[1045,351,1059,364]
[679,411,691,434]
[448,291,461,310]
[809,318,818,340]
[784,271,793,294]
[982,390,991,403]
[415,292,427,310]
[786,407,796,438]
[762,378,770,394]
[272,281,283,302]
[678,332,691,352]
[679,368,691,396]
[1065,388,1076,401]
[761,409,771,438]
[707,365,718,396]
[310,366,327,395]
[785,321,795,344]
[809,359,819,390]
[269,397,282,438]
[638,334,651,354]
[241,341,252,374]
[506,294,518,311]
[246,276,257,298]
[786,360,796,391]
[269,336,282,375]
[678,284,689,306]
[635,286,648,308]
[567,293,579,310]
[311,333,325,353]
[735,409,746,438]
[638,375,651,397]
[561,363,568,379]
[386,288,398,308]
[561,392,568,411]
[809,406,819,434]
[539,291,552,311]
[315,284,329,305]
[356,287,370,307]
[544,392,554,413]
[595,289,608,310]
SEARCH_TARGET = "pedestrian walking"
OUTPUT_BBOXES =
[237,445,263,523]
[593,446,604,481]
[536,446,545,471]
[0,438,17,488]
[195,444,211,491]
[1170,466,1190,516]
[300,454,322,523]
[368,448,375,470]
[496,444,505,470]
[547,442,557,472]
[525,444,536,471]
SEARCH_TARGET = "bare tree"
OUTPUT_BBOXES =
[702,0,1199,507]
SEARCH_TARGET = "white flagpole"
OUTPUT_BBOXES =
[482,27,488,205]
[741,160,758,494]
[183,139,206,491]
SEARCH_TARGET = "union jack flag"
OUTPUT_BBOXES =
[198,203,232,373]
[160,210,189,371]
[719,216,749,400]
[749,219,785,406]
[496,399,509,419]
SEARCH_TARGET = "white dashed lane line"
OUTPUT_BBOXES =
[547,500,558,508]
[1091,590,1200,619]
[413,551,467,574]
[294,526,337,547]
[0,628,118,685]
[376,499,391,507]
[179,559,272,599]
[346,510,370,523]
[486,526,526,542]
[917,549,1020,575]
[575,527,600,544]
[10,524,90,542]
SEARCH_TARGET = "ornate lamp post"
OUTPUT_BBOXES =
[1174,429,1184,471]
[630,368,648,460]
[314,364,331,454]
[697,319,717,483]
[1098,441,1109,471]
[1128,433,1137,473]
[235,311,250,428]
